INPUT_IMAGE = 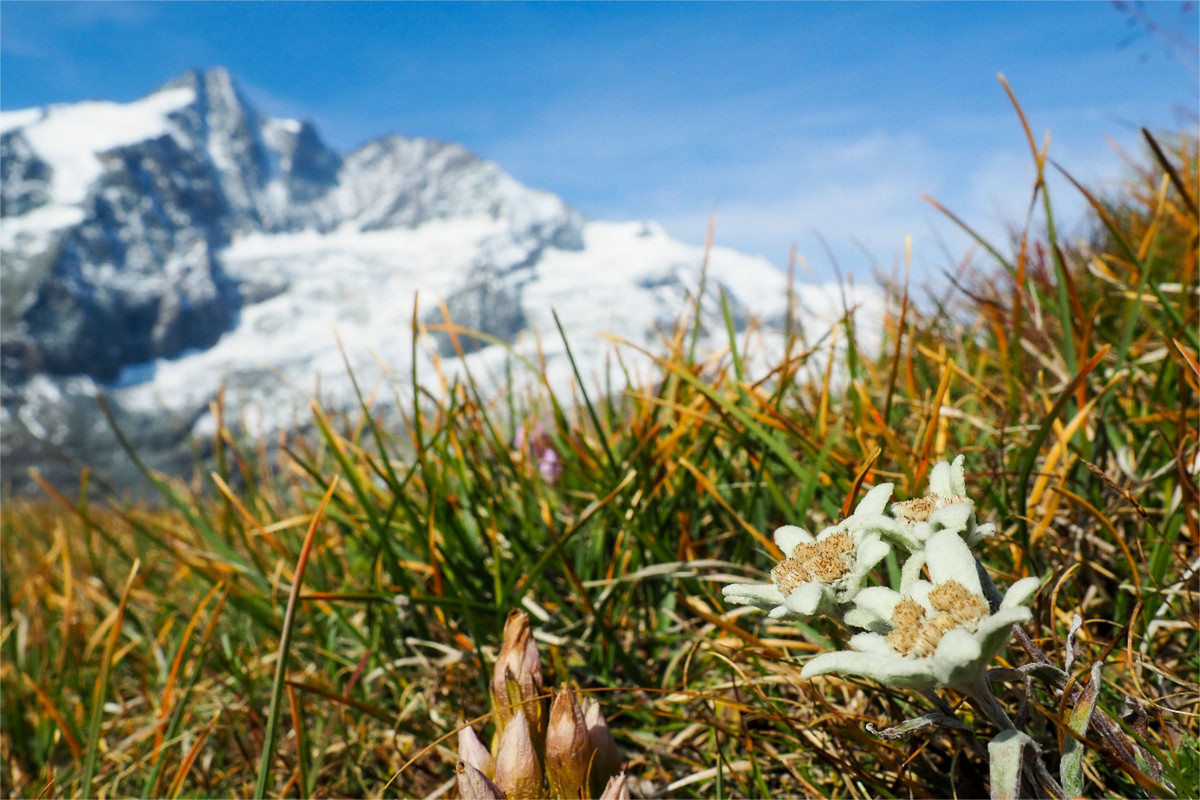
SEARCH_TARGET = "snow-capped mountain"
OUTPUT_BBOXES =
[1,67,876,494]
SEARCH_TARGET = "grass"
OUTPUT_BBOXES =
[2,95,1197,798]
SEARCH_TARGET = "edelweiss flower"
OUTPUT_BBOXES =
[867,456,997,554]
[801,529,1040,691]
[721,485,895,620]
[812,482,896,541]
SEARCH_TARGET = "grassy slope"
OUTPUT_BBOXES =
[2,109,1197,798]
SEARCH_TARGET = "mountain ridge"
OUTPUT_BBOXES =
[0,66,875,495]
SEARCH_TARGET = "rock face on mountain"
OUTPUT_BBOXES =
[1,67,858,496]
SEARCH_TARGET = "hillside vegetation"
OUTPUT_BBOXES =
[2,93,1197,799]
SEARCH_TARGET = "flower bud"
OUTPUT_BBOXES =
[456,760,507,800]
[493,708,543,800]
[597,771,630,800]
[545,684,594,800]
[491,610,545,736]
[582,698,621,796]
[458,725,495,778]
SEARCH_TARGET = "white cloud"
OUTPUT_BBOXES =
[477,86,1158,283]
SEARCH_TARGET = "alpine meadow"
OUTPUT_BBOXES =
[1,14,1198,800]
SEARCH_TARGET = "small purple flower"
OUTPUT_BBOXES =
[537,446,563,482]
[514,420,563,483]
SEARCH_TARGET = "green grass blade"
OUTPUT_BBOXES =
[254,478,338,799]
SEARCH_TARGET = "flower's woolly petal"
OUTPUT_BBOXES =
[837,563,882,606]
[869,517,923,551]
[774,525,813,553]
[911,521,937,543]
[932,627,984,688]
[925,530,983,597]
[976,606,1032,642]
[802,650,937,690]
[852,535,892,576]
[968,522,997,545]
[854,483,895,517]
[840,514,894,540]
[973,606,1032,670]
[1001,577,1042,610]
[815,523,842,540]
[929,460,954,498]
[949,455,968,496]
[843,607,878,630]
[928,502,973,534]
[721,582,786,610]
[766,604,807,621]
[838,536,890,603]
[783,582,826,617]
[845,586,902,631]
[847,632,892,654]
[907,580,936,615]
[800,650,874,679]
[900,551,927,593]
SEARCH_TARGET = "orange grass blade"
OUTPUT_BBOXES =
[284,679,394,724]
[1026,372,1124,512]
[81,558,141,798]
[840,445,883,520]
[54,521,73,675]
[166,711,219,799]
[998,73,1042,175]
[1170,338,1200,389]
[678,457,779,558]
[1049,486,1142,592]
[209,472,283,552]
[914,360,954,487]
[253,477,339,799]
[817,329,837,441]
[881,235,912,427]
[153,582,224,755]
[287,684,310,800]
[1015,344,1112,544]
[22,675,82,758]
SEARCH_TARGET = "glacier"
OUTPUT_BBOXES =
[0,67,883,495]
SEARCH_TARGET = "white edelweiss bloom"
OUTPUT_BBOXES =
[802,530,1042,692]
[813,483,895,541]
[872,455,996,552]
[721,518,893,622]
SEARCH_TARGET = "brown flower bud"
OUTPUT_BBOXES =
[458,725,495,778]
[597,771,630,800]
[493,708,543,800]
[456,760,508,800]
[491,609,545,736]
[545,684,594,800]
[582,698,621,796]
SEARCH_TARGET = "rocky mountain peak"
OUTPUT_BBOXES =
[0,66,834,497]
[159,66,238,103]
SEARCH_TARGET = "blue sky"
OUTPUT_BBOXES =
[2,1,1196,278]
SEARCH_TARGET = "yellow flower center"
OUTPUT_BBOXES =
[770,532,855,594]
[884,580,989,657]
[891,494,969,522]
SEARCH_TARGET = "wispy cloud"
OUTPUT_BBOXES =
[55,2,159,28]
[482,87,1140,279]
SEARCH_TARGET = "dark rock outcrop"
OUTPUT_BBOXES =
[1,130,52,217]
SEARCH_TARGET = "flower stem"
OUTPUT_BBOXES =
[966,677,1016,731]
[966,677,1066,800]
[922,690,987,761]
